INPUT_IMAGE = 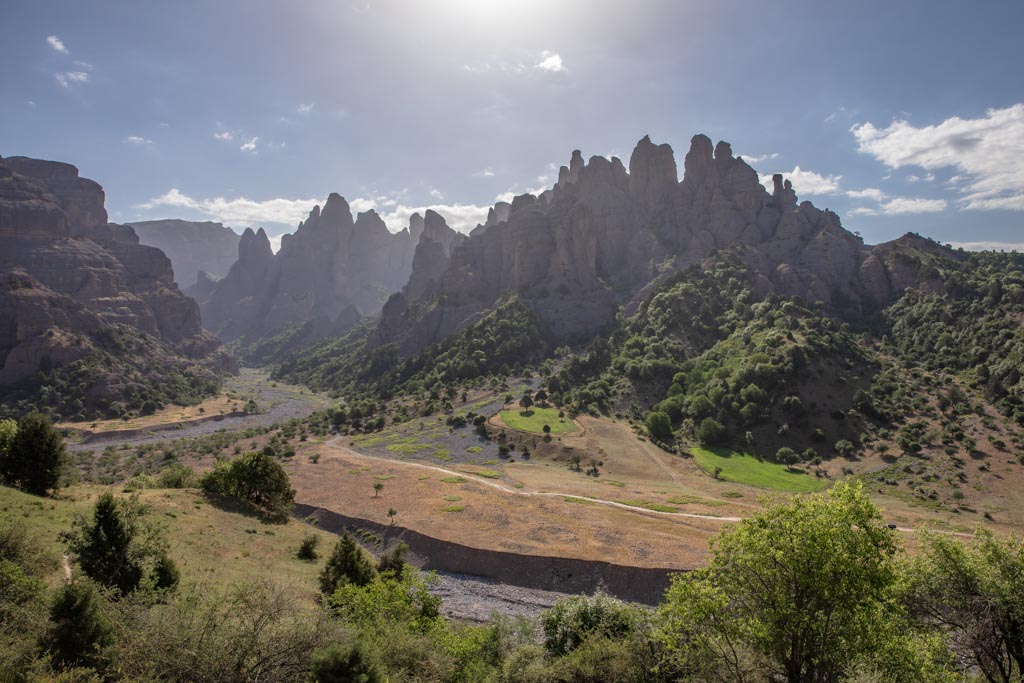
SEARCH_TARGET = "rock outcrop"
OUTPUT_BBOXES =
[378,134,943,354]
[0,155,232,418]
[197,194,419,341]
[129,219,240,287]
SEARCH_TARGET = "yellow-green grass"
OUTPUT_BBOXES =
[499,407,578,435]
[691,447,829,493]
[0,484,335,602]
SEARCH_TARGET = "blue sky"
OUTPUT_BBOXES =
[2,0,1022,250]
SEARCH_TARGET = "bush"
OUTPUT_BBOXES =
[298,534,320,561]
[46,580,113,672]
[542,592,643,657]
[310,641,383,683]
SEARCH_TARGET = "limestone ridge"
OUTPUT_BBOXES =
[0,154,233,412]
[129,219,240,287]
[197,193,420,341]
[379,134,952,354]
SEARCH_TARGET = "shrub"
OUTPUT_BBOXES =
[0,413,66,495]
[46,580,113,671]
[320,533,377,596]
[201,452,295,516]
[696,418,726,445]
[298,534,320,561]
[645,411,673,441]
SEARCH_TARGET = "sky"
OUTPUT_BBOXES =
[2,0,1023,252]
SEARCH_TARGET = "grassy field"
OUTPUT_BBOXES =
[691,446,830,493]
[0,484,336,602]
[499,407,578,435]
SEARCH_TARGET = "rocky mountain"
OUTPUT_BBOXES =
[196,193,424,341]
[129,218,240,288]
[376,134,922,356]
[0,155,233,420]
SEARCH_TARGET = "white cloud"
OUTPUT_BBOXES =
[474,168,495,177]
[740,152,779,164]
[536,50,566,72]
[851,104,1024,211]
[429,188,444,200]
[947,241,1024,252]
[759,166,842,196]
[240,137,258,152]
[47,35,67,53]
[214,131,233,141]
[123,135,152,145]
[55,71,88,87]
[846,188,887,202]
[297,103,314,114]
[848,207,879,217]
[73,60,93,70]
[906,173,935,183]
[136,188,320,228]
[879,197,947,214]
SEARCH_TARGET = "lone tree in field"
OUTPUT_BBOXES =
[520,393,534,412]
[200,451,295,517]
[373,481,384,498]
[387,507,397,524]
[0,413,66,495]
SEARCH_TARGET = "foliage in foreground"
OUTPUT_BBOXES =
[3,478,1024,681]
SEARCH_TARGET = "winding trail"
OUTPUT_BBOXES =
[326,438,742,523]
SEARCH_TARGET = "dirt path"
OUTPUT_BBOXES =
[325,439,742,523]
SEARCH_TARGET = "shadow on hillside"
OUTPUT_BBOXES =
[200,491,289,525]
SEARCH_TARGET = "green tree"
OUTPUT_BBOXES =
[200,452,295,516]
[776,447,799,470]
[695,417,726,445]
[62,493,168,595]
[902,529,1024,681]
[657,483,906,682]
[387,507,397,524]
[0,418,16,457]
[0,413,66,495]
[520,394,534,412]
[320,533,377,596]
[46,580,113,671]
[645,411,673,441]
[541,592,643,657]
[373,482,384,498]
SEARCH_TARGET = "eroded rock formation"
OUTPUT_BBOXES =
[130,219,240,287]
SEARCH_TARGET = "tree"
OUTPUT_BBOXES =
[520,394,534,412]
[645,411,673,441]
[373,482,384,498]
[535,389,548,405]
[542,592,643,657]
[657,483,904,682]
[0,418,16,457]
[320,533,377,596]
[387,507,397,525]
[543,424,552,436]
[298,534,320,561]
[0,413,66,495]
[62,493,169,595]
[902,529,1024,681]
[776,447,799,470]
[46,580,113,671]
[200,452,295,516]
[695,418,726,445]
[377,541,408,577]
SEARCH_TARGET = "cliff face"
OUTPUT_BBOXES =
[197,193,418,341]
[0,155,232,418]
[379,134,946,354]
[129,219,240,287]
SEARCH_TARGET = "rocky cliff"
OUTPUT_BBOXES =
[378,134,939,355]
[0,155,233,419]
[129,219,240,287]
[197,194,421,341]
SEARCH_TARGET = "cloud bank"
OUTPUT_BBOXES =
[852,104,1024,211]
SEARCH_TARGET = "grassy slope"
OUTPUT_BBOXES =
[691,446,830,493]
[0,484,335,601]
[500,408,578,435]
